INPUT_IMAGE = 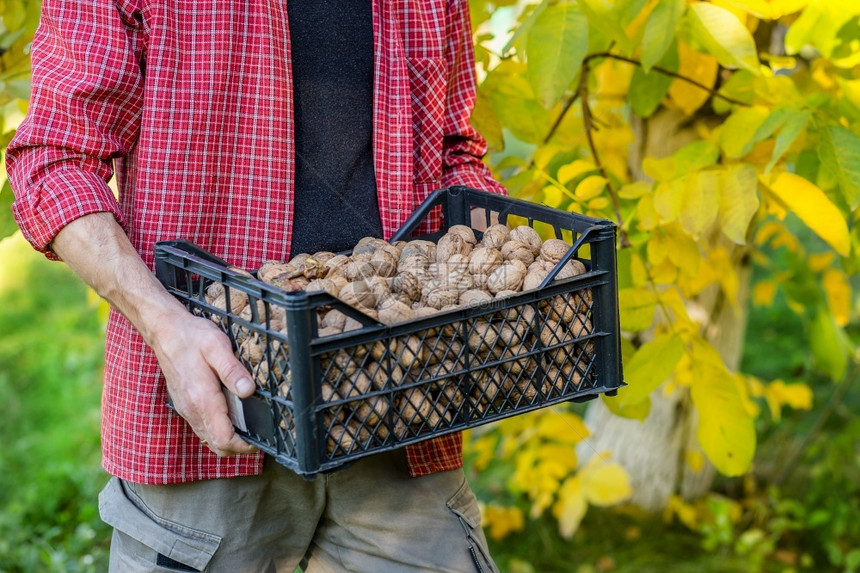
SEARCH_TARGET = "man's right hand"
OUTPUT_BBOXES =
[51,212,257,456]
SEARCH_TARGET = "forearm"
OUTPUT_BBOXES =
[50,212,185,346]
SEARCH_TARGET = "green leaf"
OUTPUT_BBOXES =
[471,88,504,151]
[719,164,759,245]
[642,140,720,181]
[809,308,851,381]
[641,0,686,72]
[629,42,679,118]
[577,0,632,53]
[686,3,760,74]
[619,286,658,331]
[0,180,18,241]
[602,393,651,421]
[764,109,810,174]
[818,125,860,210]
[719,106,770,158]
[484,62,554,144]
[617,334,685,407]
[526,2,588,109]
[502,0,549,57]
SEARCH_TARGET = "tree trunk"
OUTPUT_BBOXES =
[577,109,753,511]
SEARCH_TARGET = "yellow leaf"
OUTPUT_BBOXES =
[823,268,852,326]
[618,181,652,199]
[654,179,684,223]
[650,257,679,284]
[575,175,608,200]
[767,173,851,256]
[680,171,720,238]
[588,197,611,210]
[669,43,719,116]
[581,460,633,507]
[717,0,808,19]
[553,477,587,539]
[663,495,700,530]
[483,505,525,540]
[752,280,777,306]
[685,450,705,472]
[558,159,598,185]
[719,164,760,244]
[618,333,686,407]
[537,409,590,444]
[646,232,670,265]
[764,379,813,420]
[689,339,756,476]
[637,193,660,231]
[807,252,835,272]
[665,226,701,277]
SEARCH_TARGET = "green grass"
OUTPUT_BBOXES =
[0,234,111,572]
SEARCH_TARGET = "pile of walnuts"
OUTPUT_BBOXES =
[204,223,595,455]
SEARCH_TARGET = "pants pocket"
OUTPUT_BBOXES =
[446,477,498,573]
[98,477,221,572]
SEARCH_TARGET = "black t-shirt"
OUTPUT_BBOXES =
[286,0,383,256]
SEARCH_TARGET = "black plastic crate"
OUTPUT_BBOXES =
[154,186,624,476]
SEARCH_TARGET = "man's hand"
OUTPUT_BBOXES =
[51,212,256,456]
[149,310,258,456]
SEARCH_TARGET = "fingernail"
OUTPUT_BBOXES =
[237,378,255,395]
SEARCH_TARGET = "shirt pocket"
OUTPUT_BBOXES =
[99,477,221,572]
[407,57,449,184]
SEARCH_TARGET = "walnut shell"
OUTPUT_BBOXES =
[480,224,511,250]
[487,261,526,294]
[500,240,535,265]
[258,261,294,284]
[390,271,422,303]
[523,269,549,292]
[435,233,472,263]
[447,224,477,245]
[400,240,436,262]
[509,225,542,255]
[338,280,377,309]
[469,247,503,275]
[344,260,377,281]
[370,249,398,277]
[459,289,493,307]
[377,296,416,325]
[539,239,572,265]
[422,286,460,309]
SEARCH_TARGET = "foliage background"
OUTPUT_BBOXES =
[1,0,859,571]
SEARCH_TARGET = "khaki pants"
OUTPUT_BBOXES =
[98,450,497,572]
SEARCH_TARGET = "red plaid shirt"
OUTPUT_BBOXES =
[7,0,505,484]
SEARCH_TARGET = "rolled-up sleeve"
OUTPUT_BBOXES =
[440,0,506,196]
[5,0,144,257]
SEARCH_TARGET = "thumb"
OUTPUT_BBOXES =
[209,339,256,398]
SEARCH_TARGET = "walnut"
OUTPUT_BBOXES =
[400,240,436,262]
[509,225,542,255]
[500,240,535,265]
[480,224,511,250]
[390,271,422,303]
[468,247,503,275]
[344,260,377,281]
[459,289,493,307]
[377,296,416,325]
[523,268,549,291]
[435,233,472,263]
[370,249,398,277]
[447,224,477,246]
[338,280,377,309]
[486,261,526,294]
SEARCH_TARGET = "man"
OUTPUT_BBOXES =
[7,0,505,570]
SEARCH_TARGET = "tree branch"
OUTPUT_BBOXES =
[578,61,630,247]
[583,52,751,107]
